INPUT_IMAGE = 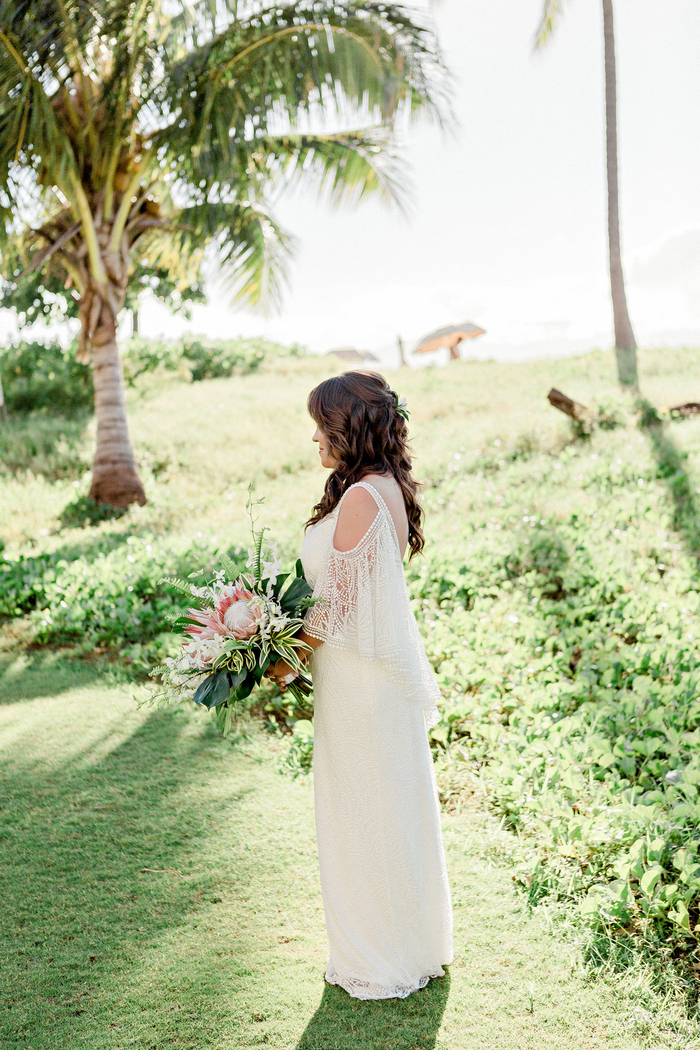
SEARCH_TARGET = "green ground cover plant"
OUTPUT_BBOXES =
[3,344,700,1015]
[0,532,247,672]
[416,425,700,981]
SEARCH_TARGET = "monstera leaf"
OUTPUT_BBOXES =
[193,671,231,709]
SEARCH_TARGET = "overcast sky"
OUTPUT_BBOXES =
[10,0,700,364]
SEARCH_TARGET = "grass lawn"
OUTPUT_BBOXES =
[4,344,700,1046]
[2,670,696,1050]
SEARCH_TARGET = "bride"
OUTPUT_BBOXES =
[269,370,453,1000]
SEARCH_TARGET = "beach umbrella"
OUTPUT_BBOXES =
[414,322,486,358]
[326,348,379,363]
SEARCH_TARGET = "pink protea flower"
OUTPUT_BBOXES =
[184,578,260,640]
[214,579,255,617]
[223,598,262,639]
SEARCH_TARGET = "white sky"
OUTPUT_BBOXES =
[9,0,700,365]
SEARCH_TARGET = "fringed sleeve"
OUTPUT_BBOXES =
[304,485,440,727]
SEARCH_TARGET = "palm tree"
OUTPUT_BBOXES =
[0,1,447,507]
[536,0,638,388]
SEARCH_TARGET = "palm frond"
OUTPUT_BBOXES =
[162,196,293,310]
[0,0,452,324]
[269,129,406,209]
[134,124,405,309]
[534,0,566,49]
[0,23,82,207]
[156,1,449,170]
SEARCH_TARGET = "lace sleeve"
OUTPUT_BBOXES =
[304,485,440,725]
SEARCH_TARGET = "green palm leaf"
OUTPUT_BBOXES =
[0,0,450,506]
[534,0,566,48]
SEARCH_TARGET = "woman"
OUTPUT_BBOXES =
[269,371,453,1000]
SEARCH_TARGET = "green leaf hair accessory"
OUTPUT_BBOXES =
[395,394,410,421]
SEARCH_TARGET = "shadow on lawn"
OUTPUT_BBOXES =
[0,649,112,704]
[296,974,450,1050]
[0,705,252,1047]
[641,405,700,559]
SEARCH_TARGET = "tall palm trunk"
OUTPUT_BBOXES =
[603,0,638,388]
[85,287,146,508]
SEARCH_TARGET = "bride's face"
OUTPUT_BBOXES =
[313,426,337,469]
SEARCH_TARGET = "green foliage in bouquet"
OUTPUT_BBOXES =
[151,498,319,734]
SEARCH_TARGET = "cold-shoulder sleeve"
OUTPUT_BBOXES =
[303,484,440,726]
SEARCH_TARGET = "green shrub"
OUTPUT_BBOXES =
[120,335,305,385]
[58,495,129,529]
[0,340,92,412]
[0,335,306,416]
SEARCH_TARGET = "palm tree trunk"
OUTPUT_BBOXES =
[602,0,638,388]
[87,292,146,508]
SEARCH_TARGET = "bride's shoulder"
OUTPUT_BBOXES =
[334,484,380,552]
[339,482,379,515]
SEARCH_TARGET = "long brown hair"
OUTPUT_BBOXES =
[306,371,425,558]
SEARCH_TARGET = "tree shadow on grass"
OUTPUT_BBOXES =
[296,973,450,1050]
[0,705,259,1048]
[641,405,700,560]
[0,649,115,704]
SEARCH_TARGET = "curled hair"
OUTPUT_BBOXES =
[306,371,424,558]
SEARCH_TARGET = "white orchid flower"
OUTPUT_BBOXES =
[263,557,283,587]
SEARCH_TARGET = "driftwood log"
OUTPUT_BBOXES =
[547,388,594,422]
[547,388,700,423]
[668,403,700,417]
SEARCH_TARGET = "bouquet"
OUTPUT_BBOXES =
[151,518,316,734]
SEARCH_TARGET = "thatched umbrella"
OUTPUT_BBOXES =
[326,348,379,363]
[414,322,486,359]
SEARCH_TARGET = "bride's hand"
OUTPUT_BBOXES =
[265,658,298,690]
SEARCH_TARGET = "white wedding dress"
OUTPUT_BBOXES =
[301,481,453,1000]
